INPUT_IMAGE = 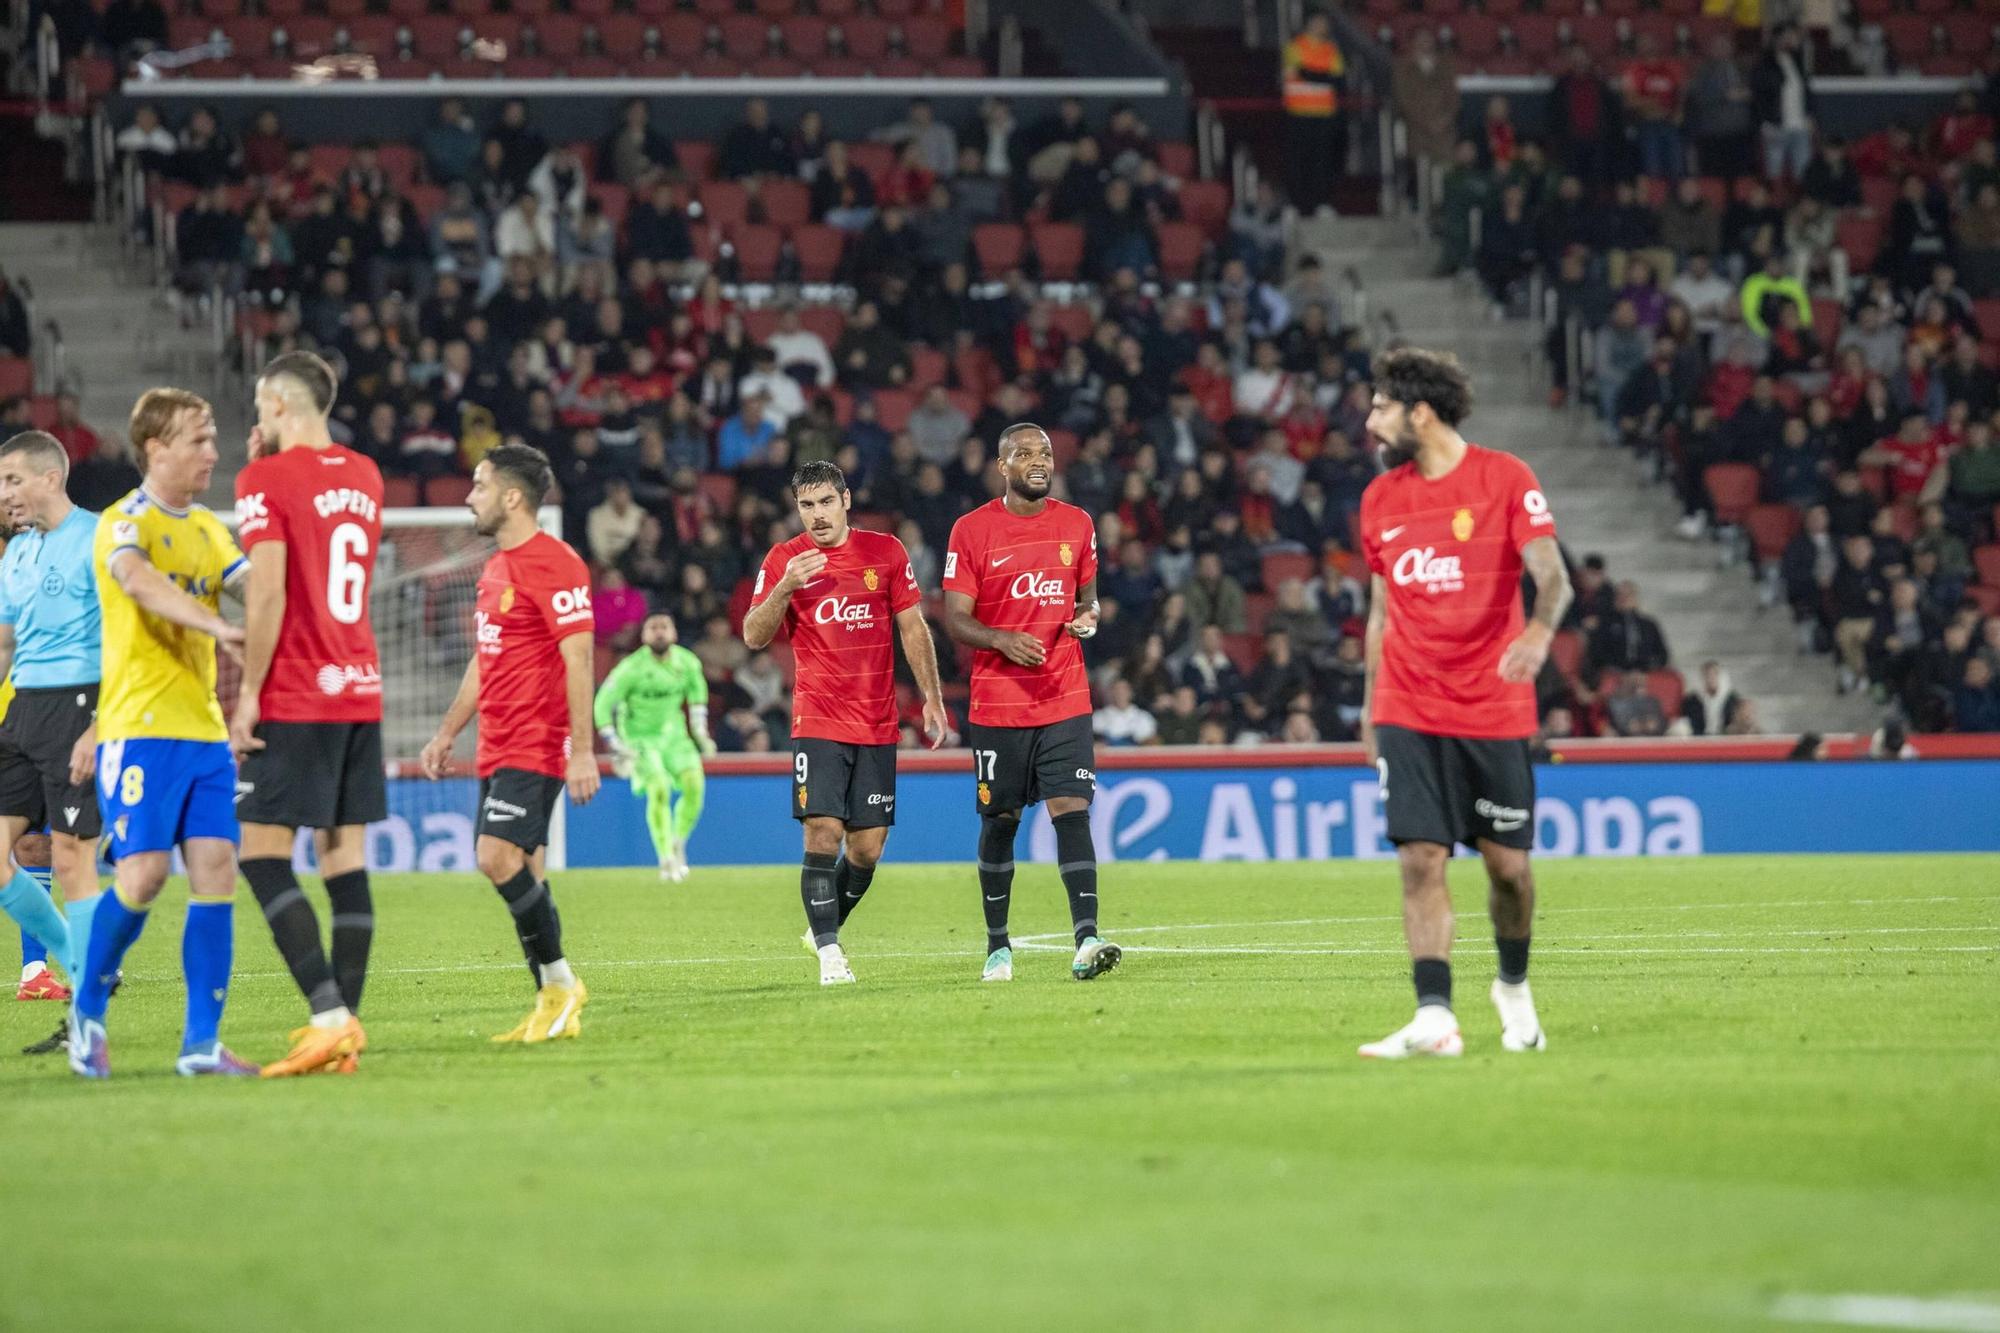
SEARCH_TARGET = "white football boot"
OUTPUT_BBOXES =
[1357,1004,1464,1059]
[817,943,856,986]
[1490,979,1547,1052]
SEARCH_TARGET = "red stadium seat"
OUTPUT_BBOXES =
[749,55,807,76]
[732,224,783,281]
[1550,629,1583,681]
[1046,305,1094,343]
[1973,299,2000,344]
[1644,670,1685,720]
[563,54,622,76]
[953,347,999,398]
[1974,545,2000,589]
[817,0,858,16]
[408,15,460,57]
[698,180,749,231]
[931,55,985,76]
[1449,13,1501,59]
[1745,504,1801,565]
[1157,141,1196,180]
[674,140,717,182]
[791,225,845,283]
[718,14,768,59]
[425,476,474,508]
[1508,14,1559,57]
[872,388,917,432]
[1259,550,1315,590]
[308,144,352,180]
[1810,298,1841,345]
[1835,215,1883,274]
[798,306,845,347]
[840,16,890,60]
[1048,429,1079,469]
[1178,180,1230,238]
[404,183,446,223]
[810,56,869,77]
[1029,222,1084,280]
[972,223,1025,277]
[875,0,919,17]
[908,346,948,389]
[0,358,31,398]
[760,177,810,228]
[1219,634,1262,675]
[591,183,630,227]
[848,141,896,182]
[382,477,422,509]
[594,14,647,55]
[742,308,781,344]
[779,16,828,58]
[899,16,950,61]
[1243,593,1274,637]
[1704,463,1760,527]
[698,472,738,513]
[1156,222,1204,281]
[752,0,793,15]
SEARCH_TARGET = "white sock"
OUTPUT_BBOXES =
[542,958,576,988]
[1415,1002,1456,1025]
[817,942,843,960]
[21,960,46,982]
[310,1006,353,1029]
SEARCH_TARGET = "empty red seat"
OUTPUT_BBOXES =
[1835,215,1883,273]
[732,224,783,281]
[972,222,1024,276]
[1745,503,1801,565]
[761,177,810,228]
[798,306,846,346]
[1178,180,1230,238]
[1645,670,1685,719]
[899,15,950,60]
[533,14,583,54]
[872,388,917,432]
[791,225,845,282]
[1974,545,2000,589]
[1046,304,1094,342]
[593,14,647,54]
[382,476,422,508]
[1259,550,1315,589]
[1157,141,1196,180]
[953,347,999,398]
[1030,222,1084,280]
[674,140,717,181]
[425,476,474,508]
[652,14,705,56]
[839,16,889,60]
[931,55,984,76]
[718,14,768,58]
[697,472,738,513]
[1972,299,2000,343]
[698,180,749,230]
[1550,629,1583,680]
[779,16,828,58]
[1156,222,1203,281]
[1704,463,1761,526]
[0,358,31,399]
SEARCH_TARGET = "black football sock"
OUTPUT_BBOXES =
[243,857,342,1016]
[977,817,1018,953]
[323,868,374,1014]
[1051,810,1099,946]
[802,852,840,947]
[1496,935,1530,986]
[833,857,876,927]
[1413,957,1453,1011]
[495,867,564,978]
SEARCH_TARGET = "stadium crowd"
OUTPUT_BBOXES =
[51,86,1781,748]
[1422,26,2000,733]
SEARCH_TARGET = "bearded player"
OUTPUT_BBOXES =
[594,611,715,882]
[1356,348,1569,1059]
[742,460,947,987]
[421,444,599,1042]
[943,423,1120,984]
[230,351,383,1077]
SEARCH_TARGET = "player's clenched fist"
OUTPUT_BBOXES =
[419,731,455,780]
[994,630,1046,667]
[779,549,828,592]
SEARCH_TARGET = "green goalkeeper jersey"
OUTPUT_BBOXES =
[594,644,709,746]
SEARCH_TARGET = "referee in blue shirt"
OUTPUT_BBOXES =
[0,430,105,1038]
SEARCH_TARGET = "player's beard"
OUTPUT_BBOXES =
[1378,429,1420,471]
[1008,472,1051,502]
[471,507,503,537]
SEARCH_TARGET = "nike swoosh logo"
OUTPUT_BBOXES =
[990,555,1014,567]
[1491,817,1526,831]
[809,898,836,907]
[984,895,1008,902]
[485,812,519,821]
[1381,525,1407,541]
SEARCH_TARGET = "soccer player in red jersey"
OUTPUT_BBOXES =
[421,444,601,1042]
[230,351,382,1076]
[1355,348,1571,1058]
[943,423,1121,984]
[743,461,947,986]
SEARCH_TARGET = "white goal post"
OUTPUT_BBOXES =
[221,503,570,870]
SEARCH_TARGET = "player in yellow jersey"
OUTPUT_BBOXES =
[66,388,257,1079]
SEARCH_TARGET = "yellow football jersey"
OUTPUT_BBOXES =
[94,488,246,743]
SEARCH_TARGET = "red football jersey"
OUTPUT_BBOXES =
[474,531,594,778]
[234,443,385,723]
[943,498,1097,727]
[1359,444,1557,740]
[749,528,920,745]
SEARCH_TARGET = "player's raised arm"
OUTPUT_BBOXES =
[742,546,822,650]
[105,547,247,660]
[421,655,480,779]
[1361,572,1387,767]
[229,540,287,756]
[558,632,600,804]
[1498,537,1573,684]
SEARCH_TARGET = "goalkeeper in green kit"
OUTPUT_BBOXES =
[594,612,716,881]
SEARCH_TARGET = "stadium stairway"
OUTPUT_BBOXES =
[1,222,247,500]
[1294,212,1882,737]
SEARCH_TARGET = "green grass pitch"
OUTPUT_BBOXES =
[2,854,1996,1331]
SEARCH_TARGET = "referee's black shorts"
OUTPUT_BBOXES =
[1375,723,1535,852]
[0,684,100,838]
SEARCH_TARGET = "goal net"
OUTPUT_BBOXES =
[218,505,568,871]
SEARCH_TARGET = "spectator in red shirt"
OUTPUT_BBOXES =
[1860,409,1949,499]
[617,343,677,411]
[1553,45,1622,186]
[47,391,102,463]
[1622,33,1686,181]
[1931,91,1993,164]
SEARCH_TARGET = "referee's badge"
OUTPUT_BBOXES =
[863,568,879,591]
[1058,542,1074,566]
[500,586,516,613]
[1452,508,1475,542]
